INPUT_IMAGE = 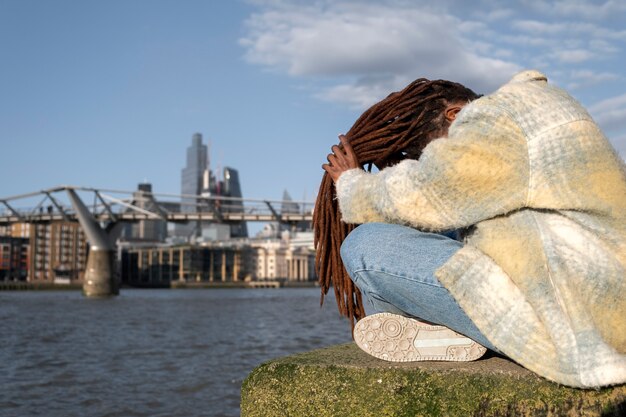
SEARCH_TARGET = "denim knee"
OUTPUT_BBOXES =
[340,223,382,275]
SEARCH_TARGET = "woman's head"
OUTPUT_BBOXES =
[314,78,479,326]
[344,79,480,167]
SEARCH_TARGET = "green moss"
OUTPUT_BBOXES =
[241,343,626,417]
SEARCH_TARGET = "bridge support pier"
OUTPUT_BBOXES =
[66,189,118,298]
[83,249,118,297]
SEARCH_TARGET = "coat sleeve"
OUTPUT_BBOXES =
[335,100,530,231]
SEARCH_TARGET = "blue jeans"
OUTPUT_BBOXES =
[340,222,499,352]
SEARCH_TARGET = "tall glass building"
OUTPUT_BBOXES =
[222,167,248,238]
[176,133,248,241]
[177,133,208,239]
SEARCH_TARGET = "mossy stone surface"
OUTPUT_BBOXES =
[241,343,626,417]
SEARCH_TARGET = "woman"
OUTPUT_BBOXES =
[320,70,626,388]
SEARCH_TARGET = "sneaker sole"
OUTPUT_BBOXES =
[353,312,487,362]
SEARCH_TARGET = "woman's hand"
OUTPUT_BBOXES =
[322,134,360,183]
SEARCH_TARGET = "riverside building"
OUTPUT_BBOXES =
[0,236,29,281]
[0,222,87,284]
[248,230,316,282]
[119,241,250,286]
[119,230,317,286]
[28,222,88,284]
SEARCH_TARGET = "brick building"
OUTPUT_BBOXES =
[0,236,29,281]
[28,222,88,284]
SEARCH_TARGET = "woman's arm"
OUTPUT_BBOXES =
[333,101,530,231]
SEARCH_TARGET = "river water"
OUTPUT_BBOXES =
[0,288,352,417]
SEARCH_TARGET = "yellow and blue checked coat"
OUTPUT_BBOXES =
[336,70,626,388]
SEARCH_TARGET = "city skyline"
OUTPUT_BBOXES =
[177,132,249,240]
[1,0,625,206]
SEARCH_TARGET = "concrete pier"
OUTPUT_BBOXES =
[241,343,626,417]
[67,188,118,297]
[83,249,118,297]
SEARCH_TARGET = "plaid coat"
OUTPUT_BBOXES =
[336,70,626,388]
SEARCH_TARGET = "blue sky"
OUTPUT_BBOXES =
[2,0,625,209]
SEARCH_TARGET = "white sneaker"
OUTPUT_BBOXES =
[353,312,487,362]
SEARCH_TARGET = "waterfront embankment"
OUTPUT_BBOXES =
[242,343,626,417]
[0,281,83,291]
[0,280,317,291]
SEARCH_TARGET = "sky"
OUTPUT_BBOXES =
[1,0,625,214]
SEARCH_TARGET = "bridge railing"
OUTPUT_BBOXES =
[0,186,315,224]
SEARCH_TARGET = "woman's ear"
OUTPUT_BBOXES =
[445,105,464,122]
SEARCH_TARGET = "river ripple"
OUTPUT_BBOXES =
[0,288,352,417]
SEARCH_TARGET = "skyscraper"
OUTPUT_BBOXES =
[175,133,248,241]
[120,183,168,242]
[222,167,248,238]
[177,133,208,239]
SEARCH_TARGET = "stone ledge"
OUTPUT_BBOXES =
[241,343,626,417]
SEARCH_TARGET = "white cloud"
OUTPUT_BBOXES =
[589,39,619,54]
[505,17,624,69]
[588,93,626,131]
[513,19,626,40]
[596,108,626,132]
[242,6,456,77]
[315,76,402,109]
[240,0,623,111]
[458,21,491,35]
[240,1,519,108]
[500,34,551,47]
[588,93,626,157]
[521,0,626,20]
[513,20,566,35]
[568,69,618,87]
[555,49,593,63]
[481,8,515,21]
[588,93,626,114]
[611,132,626,157]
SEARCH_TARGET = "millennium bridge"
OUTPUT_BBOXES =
[0,185,313,225]
[0,185,315,297]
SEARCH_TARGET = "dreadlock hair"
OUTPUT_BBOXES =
[313,78,480,328]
